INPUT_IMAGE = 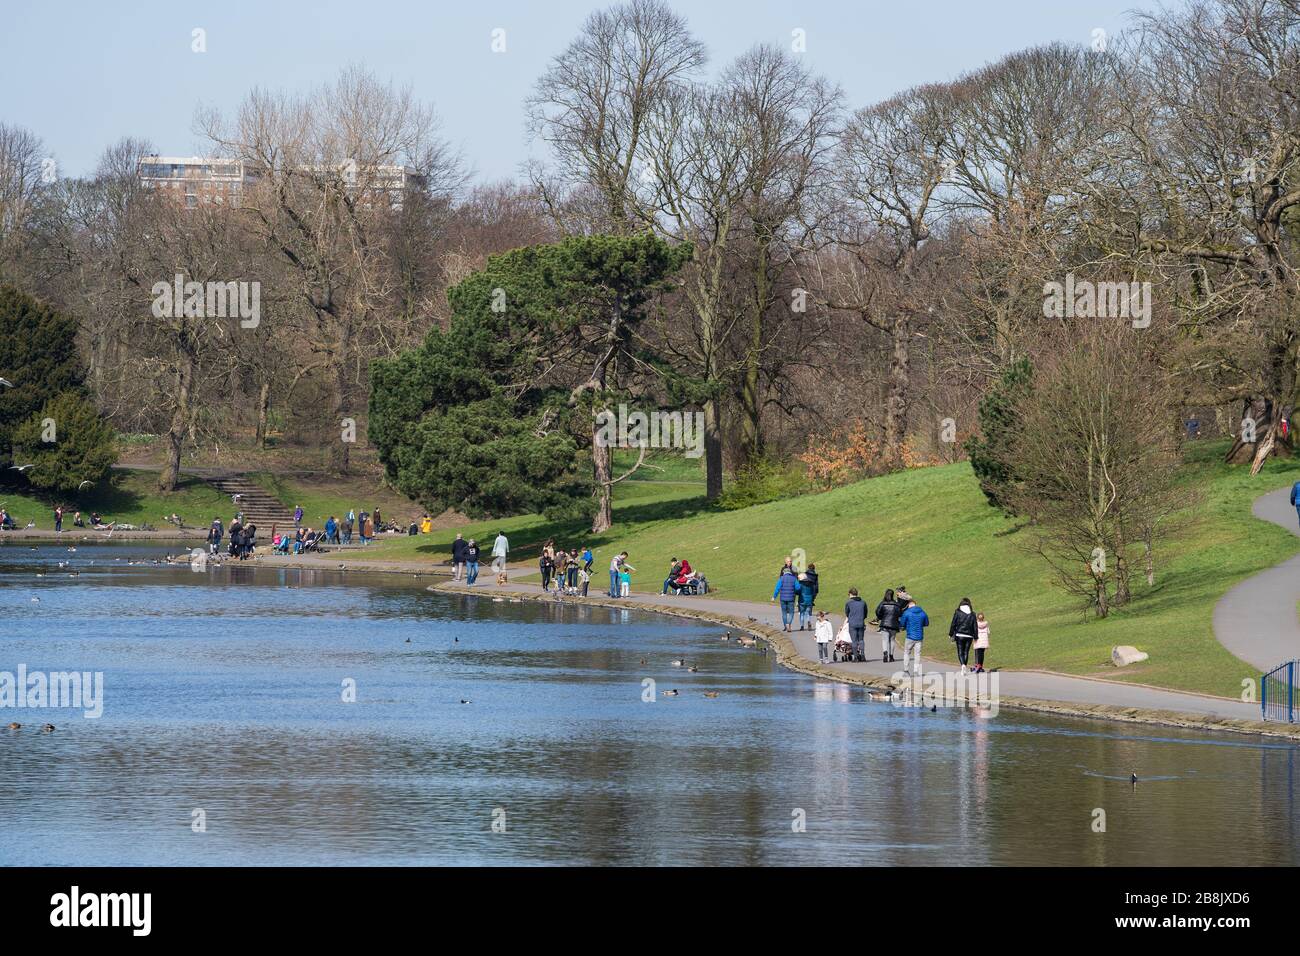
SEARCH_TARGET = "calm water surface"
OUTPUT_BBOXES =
[0,541,1295,866]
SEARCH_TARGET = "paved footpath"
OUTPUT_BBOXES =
[1213,485,1300,672]
[441,576,1260,723]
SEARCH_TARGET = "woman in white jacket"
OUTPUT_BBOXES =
[814,611,834,662]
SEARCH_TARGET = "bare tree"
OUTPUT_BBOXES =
[830,85,955,470]
[199,66,462,472]
[527,0,706,231]
[0,123,47,273]
[1009,321,1184,616]
[639,79,748,498]
[1084,0,1300,474]
[727,45,841,466]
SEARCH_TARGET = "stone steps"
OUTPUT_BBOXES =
[200,474,295,528]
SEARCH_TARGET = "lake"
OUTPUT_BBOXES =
[0,540,1295,866]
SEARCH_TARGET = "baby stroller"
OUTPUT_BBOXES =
[832,621,854,662]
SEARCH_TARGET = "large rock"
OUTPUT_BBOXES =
[1112,645,1150,667]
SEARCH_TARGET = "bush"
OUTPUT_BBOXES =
[717,457,811,510]
[798,424,881,489]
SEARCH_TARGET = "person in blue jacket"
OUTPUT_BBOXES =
[772,566,800,631]
[797,573,816,630]
[899,597,930,676]
[1290,480,1300,528]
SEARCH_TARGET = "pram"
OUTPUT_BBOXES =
[832,621,855,662]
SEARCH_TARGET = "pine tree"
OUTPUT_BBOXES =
[965,357,1033,513]
[0,284,86,462]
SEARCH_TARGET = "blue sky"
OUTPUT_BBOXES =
[1,0,1160,183]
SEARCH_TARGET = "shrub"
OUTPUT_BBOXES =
[717,457,811,510]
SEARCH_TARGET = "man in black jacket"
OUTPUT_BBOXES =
[451,533,467,581]
[844,587,868,662]
[662,558,682,595]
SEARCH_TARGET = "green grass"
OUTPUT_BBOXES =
[0,469,233,529]
[357,467,708,562]
[363,439,1300,698]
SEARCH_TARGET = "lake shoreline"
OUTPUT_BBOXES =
[33,540,1296,742]
[429,581,1300,743]
[1,528,204,542]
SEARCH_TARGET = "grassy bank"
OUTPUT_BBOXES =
[361,440,1300,697]
[0,469,231,529]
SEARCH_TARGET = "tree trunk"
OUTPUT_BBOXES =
[703,396,723,501]
[738,238,771,467]
[1248,342,1295,474]
[588,294,625,534]
[1114,553,1131,606]
[882,315,912,470]
[1094,578,1109,618]
[738,351,761,467]
[256,381,271,449]
[591,421,613,534]
[333,358,350,474]
[159,346,195,493]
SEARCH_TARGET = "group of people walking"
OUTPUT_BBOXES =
[771,558,820,630]
[450,533,483,585]
[774,559,990,676]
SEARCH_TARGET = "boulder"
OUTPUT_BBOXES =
[1111,645,1150,667]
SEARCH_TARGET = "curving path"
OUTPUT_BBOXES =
[1213,485,1300,672]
